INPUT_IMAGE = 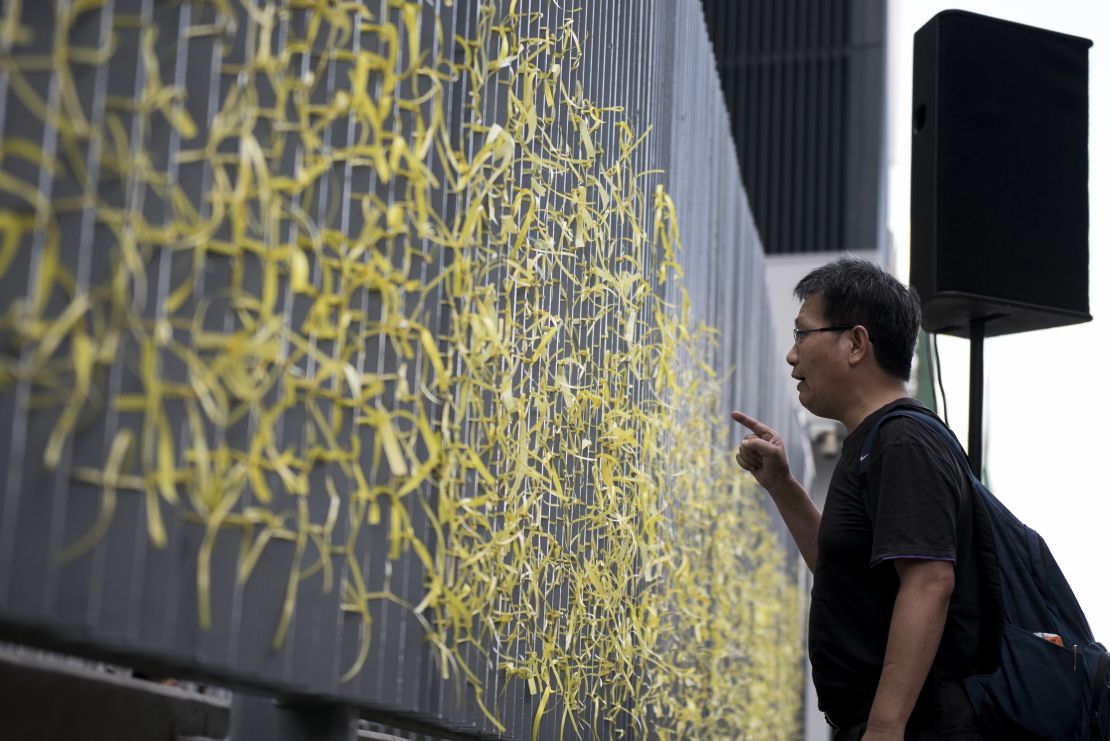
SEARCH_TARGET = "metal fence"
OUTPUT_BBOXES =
[0,1,810,738]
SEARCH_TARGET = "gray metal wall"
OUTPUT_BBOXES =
[0,1,809,737]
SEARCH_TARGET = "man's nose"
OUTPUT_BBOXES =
[786,345,798,367]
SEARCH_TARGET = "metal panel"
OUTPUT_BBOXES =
[0,1,808,737]
[702,0,888,256]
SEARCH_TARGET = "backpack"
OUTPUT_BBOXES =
[861,408,1110,740]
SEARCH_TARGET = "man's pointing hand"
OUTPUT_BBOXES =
[730,410,818,571]
[731,410,793,493]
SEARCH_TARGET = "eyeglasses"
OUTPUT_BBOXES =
[792,325,854,344]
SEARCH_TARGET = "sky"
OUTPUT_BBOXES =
[887,1,1110,642]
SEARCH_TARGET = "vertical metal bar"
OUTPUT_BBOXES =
[474,0,511,730]
[0,0,66,610]
[137,0,190,646]
[968,318,985,479]
[274,1,311,689]
[381,0,419,712]
[539,0,569,730]
[598,0,620,729]
[491,0,527,729]
[363,0,394,708]
[333,1,364,702]
[159,0,226,653]
[552,0,590,729]
[429,0,465,725]
[194,0,249,667]
[40,0,114,621]
[82,0,155,631]
[434,0,479,727]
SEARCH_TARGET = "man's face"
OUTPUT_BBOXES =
[786,293,849,419]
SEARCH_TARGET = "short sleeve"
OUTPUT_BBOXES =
[868,438,963,568]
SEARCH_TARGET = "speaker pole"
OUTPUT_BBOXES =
[968,317,985,478]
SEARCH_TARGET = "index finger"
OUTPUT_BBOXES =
[730,410,773,437]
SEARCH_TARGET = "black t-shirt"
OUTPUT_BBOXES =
[809,399,983,725]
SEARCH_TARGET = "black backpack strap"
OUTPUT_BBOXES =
[861,408,1007,669]
[858,408,975,520]
[864,411,1054,585]
[860,409,973,478]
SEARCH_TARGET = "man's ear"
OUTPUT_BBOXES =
[845,325,872,367]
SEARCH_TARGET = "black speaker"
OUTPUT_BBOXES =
[910,11,1092,338]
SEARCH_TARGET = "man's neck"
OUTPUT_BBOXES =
[840,384,911,433]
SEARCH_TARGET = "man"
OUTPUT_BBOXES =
[732,257,985,740]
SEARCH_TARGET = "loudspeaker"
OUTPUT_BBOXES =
[910,11,1092,338]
